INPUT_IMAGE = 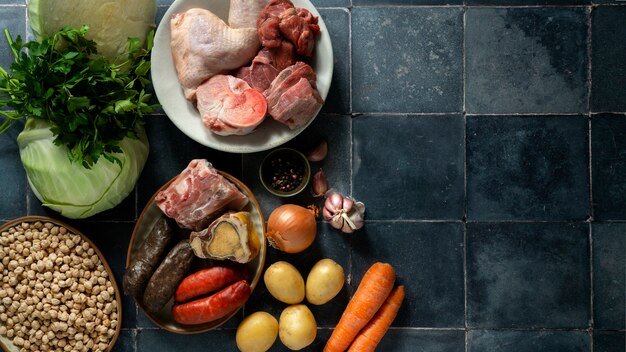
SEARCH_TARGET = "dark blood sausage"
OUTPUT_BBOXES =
[123,216,174,297]
[172,280,251,325]
[142,240,195,314]
[175,264,250,303]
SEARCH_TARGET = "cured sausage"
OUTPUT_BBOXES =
[142,240,195,314]
[123,216,174,297]
[175,264,250,303]
[172,280,251,325]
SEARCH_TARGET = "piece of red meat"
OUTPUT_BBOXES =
[234,43,297,92]
[257,0,319,57]
[257,0,293,48]
[278,7,319,57]
[196,74,267,136]
[264,61,324,129]
[155,159,249,231]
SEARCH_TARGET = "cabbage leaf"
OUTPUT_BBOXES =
[28,0,157,60]
[18,119,149,219]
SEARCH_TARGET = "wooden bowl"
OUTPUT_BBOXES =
[127,171,266,334]
[0,216,122,352]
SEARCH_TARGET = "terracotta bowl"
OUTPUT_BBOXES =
[127,171,266,334]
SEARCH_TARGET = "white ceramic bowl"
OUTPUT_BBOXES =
[151,0,333,153]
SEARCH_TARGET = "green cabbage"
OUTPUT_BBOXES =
[16,0,155,218]
[17,119,149,219]
[28,0,156,59]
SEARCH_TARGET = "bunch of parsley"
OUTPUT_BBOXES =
[0,26,157,168]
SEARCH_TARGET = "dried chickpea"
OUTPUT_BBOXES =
[0,222,118,351]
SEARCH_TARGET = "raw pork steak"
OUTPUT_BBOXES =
[264,61,324,129]
[196,75,267,135]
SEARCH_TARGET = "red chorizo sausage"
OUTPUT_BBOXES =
[175,265,250,303]
[172,280,251,325]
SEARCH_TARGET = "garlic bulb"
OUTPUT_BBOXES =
[322,192,365,233]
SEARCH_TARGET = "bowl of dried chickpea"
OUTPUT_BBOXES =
[0,216,122,352]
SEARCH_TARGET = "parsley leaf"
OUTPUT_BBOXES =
[0,26,158,168]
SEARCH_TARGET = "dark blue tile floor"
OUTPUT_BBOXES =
[0,0,625,351]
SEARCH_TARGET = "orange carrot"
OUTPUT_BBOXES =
[323,262,396,352]
[347,285,405,352]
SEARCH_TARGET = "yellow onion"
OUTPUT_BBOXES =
[266,204,317,253]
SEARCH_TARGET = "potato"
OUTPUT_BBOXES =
[305,258,345,305]
[264,261,305,304]
[236,311,278,352]
[279,304,317,350]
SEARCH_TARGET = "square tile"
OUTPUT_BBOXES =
[0,7,25,72]
[591,7,626,112]
[468,330,590,352]
[353,115,465,220]
[112,329,136,352]
[592,114,626,220]
[75,221,138,329]
[352,7,463,113]
[467,222,590,328]
[319,8,350,114]
[593,0,626,4]
[312,0,351,9]
[137,328,235,351]
[466,8,588,114]
[592,223,626,329]
[352,222,465,327]
[467,0,588,4]
[467,115,589,221]
[0,119,27,219]
[377,330,465,352]
[355,0,461,5]
[594,331,626,352]
[242,114,351,218]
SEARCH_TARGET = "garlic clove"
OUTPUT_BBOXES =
[311,169,328,197]
[342,197,354,213]
[329,214,344,230]
[306,139,328,162]
[326,192,344,212]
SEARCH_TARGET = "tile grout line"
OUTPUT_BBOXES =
[348,5,353,116]
[589,222,595,352]
[586,11,595,350]
[462,5,470,352]
[348,0,354,292]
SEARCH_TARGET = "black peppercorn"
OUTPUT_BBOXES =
[263,153,306,193]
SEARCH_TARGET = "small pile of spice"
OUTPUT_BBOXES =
[263,153,306,193]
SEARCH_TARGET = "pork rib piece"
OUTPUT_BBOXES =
[155,159,249,231]
[197,74,267,136]
[264,61,324,129]
[170,0,265,101]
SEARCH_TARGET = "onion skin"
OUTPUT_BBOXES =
[266,204,317,253]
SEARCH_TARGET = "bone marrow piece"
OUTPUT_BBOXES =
[197,74,267,136]
[190,211,260,264]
